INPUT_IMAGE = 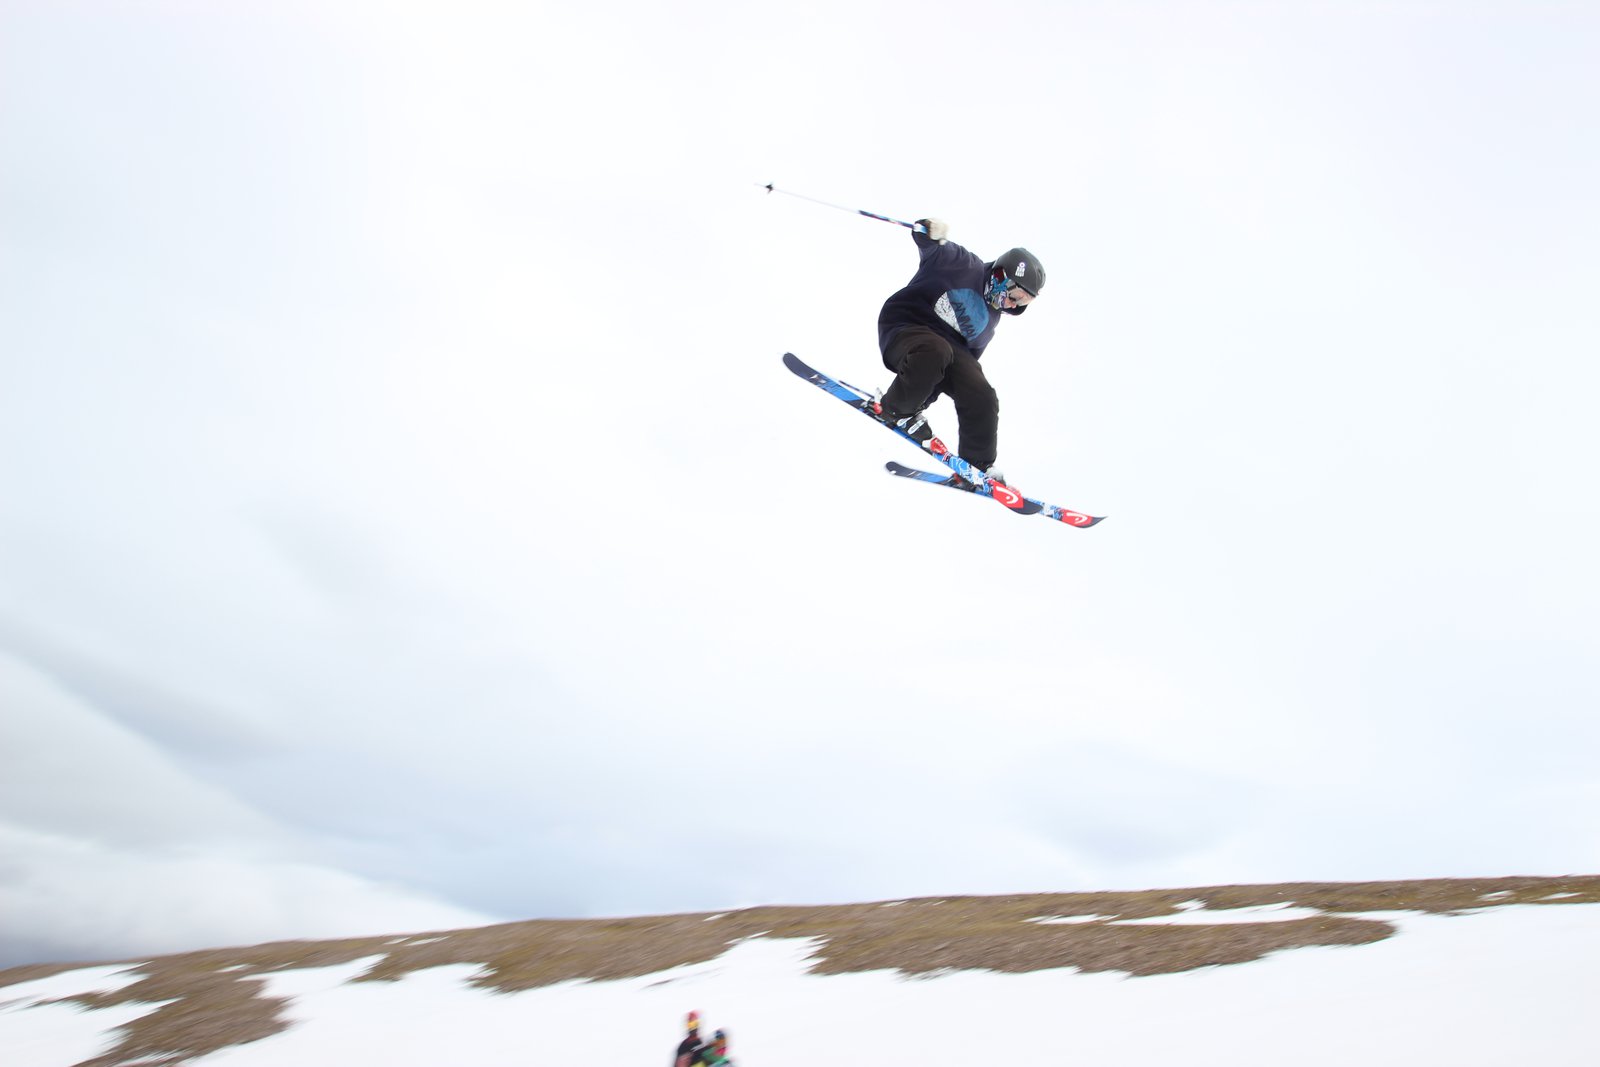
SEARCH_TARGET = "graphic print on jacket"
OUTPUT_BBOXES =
[934,289,992,343]
[878,232,1002,360]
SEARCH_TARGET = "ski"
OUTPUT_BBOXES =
[885,461,1105,528]
[783,352,1041,515]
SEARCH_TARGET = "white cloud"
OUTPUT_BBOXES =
[0,652,491,964]
[0,825,491,964]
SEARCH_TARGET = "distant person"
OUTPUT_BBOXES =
[704,1028,736,1067]
[674,1011,707,1067]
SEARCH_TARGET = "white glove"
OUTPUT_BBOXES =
[923,218,949,244]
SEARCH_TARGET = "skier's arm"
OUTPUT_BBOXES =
[913,217,952,255]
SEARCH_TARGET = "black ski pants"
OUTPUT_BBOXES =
[880,326,999,470]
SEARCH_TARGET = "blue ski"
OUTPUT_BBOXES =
[783,352,1042,516]
[885,461,1105,528]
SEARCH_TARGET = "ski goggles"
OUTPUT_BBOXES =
[987,271,1035,308]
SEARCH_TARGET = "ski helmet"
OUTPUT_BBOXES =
[993,247,1045,296]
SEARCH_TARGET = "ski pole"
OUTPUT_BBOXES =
[760,184,928,234]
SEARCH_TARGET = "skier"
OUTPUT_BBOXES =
[673,1011,707,1067]
[704,1028,736,1067]
[867,218,1045,488]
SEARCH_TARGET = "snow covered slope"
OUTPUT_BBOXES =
[3,879,1596,1067]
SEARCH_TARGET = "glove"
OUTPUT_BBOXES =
[920,218,949,244]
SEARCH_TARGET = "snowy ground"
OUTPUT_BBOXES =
[3,902,1596,1067]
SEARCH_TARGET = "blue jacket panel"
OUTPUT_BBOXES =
[877,230,998,359]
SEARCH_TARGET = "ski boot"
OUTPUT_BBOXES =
[945,466,1007,493]
[859,395,934,445]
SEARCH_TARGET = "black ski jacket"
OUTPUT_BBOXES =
[877,226,1023,360]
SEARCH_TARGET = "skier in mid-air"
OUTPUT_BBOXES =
[865,218,1046,489]
[773,186,1099,525]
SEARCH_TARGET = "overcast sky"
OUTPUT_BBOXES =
[3,0,1598,967]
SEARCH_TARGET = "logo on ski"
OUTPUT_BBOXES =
[991,483,1023,508]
